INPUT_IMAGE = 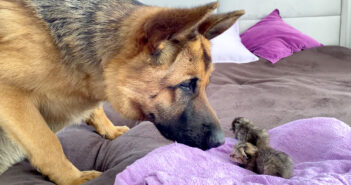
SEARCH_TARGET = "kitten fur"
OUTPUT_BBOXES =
[231,117,293,179]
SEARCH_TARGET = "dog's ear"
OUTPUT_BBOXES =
[141,2,218,55]
[198,10,245,40]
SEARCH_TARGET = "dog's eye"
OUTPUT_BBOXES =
[178,78,198,93]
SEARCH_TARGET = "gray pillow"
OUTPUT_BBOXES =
[0,121,171,185]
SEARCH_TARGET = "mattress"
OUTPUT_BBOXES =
[1,46,351,184]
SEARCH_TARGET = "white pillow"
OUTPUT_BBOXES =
[210,22,259,63]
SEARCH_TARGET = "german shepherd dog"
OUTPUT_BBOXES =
[0,0,244,184]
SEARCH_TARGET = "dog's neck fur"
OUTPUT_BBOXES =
[26,0,142,69]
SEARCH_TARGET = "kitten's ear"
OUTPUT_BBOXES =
[198,10,245,40]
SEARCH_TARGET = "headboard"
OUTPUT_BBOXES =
[139,0,351,47]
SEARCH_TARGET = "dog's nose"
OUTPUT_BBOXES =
[205,129,225,149]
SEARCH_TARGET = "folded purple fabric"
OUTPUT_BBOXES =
[240,9,322,63]
[115,117,351,185]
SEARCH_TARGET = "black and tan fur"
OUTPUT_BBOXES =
[0,0,244,184]
[230,117,293,179]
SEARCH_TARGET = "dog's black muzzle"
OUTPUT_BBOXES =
[154,102,225,150]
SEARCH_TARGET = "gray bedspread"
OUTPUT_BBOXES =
[1,46,350,185]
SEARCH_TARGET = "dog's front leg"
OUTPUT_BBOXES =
[86,106,129,140]
[0,86,101,185]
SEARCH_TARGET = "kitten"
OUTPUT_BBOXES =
[230,141,293,179]
[230,141,257,171]
[230,117,293,179]
[231,117,269,148]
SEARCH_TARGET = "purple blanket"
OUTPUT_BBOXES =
[115,117,351,185]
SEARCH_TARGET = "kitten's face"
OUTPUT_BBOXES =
[230,147,248,166]
[230,142,258,167]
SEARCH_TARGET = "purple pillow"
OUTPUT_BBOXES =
[240,9,322,63]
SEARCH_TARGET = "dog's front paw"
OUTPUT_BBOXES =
[105,125,130,140]
[69,170,102,185]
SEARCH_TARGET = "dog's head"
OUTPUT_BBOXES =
[105,3,244,150]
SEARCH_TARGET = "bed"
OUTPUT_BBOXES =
[1,0,351,184]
